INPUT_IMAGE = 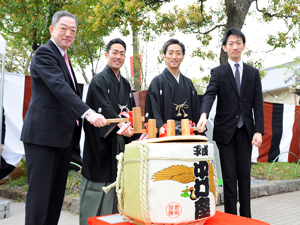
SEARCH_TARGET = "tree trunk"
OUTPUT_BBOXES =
[132,31,141,91]
[220,0,254,65]
[23,50,34,75]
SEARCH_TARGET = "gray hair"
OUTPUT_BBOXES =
[51,11,78,28]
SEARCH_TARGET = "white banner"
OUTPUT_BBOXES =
[2,72,25,166]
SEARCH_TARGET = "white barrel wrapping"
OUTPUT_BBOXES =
[122,137,217,225]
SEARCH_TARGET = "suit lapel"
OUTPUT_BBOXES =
[48,40,78,94]
[240,63,248,98]
[224,62,239,96]
[69,61,80,94]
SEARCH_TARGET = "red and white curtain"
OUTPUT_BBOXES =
[252,102,300,163]
[2,73,300,166]
[2,72,88,166]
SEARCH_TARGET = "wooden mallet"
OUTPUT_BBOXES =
[181,118,201,135]
[106,107,146,134]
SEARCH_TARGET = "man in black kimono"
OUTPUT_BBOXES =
[145,39,201,135]
[80,38,136,224]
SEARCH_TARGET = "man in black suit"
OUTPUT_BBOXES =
[197,27,264,218]
[21,11,108,225]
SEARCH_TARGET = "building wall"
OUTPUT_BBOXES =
[263,88,300,104]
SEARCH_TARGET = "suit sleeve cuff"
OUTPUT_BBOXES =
[82,109,94,119]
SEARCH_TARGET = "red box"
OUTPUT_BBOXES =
[205,211,270,225]
[88,211,270,225]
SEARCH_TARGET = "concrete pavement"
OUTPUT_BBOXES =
[0,197,79,225]
[1,179,300,225]
[216,191,300,225]
[1,191,300,225]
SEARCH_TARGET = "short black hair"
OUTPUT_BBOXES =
[163,39,185,55]
[52,11,78,28]
[106,38,126,53]
[222,27,246,46]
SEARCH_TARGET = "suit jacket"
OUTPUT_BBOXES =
[201,62,264,144]
[1,108,5,145]
[21,40,89,148]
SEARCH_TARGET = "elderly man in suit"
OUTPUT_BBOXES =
[197,27,264,218]
[21,11,108,225]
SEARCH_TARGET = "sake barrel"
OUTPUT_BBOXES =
[122,136,218,225]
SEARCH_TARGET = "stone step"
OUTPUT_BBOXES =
[0,200,10,219]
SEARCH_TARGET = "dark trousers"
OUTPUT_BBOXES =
[24,140,73,225]
[0,157,15,180]
[217,125,252,218]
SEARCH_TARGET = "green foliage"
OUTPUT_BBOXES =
[0,0,173,83]
[251,162,300,181]
[259,70,267,80]
[0,0,64,74]
[21,159,27,175]
[1,169,81,196]
[151,0,300,68]
[15,197,23,202]
[64,170,81,196]
[191,76,210,95]
[2,0,300,86]
[1,163,299,198]
[0,0,59,48]
[68,0,174,77]
[9,175,28,187]
[276,56,300,77]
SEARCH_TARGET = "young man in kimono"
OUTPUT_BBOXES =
[145,39,201,135]
[80,38,137,224]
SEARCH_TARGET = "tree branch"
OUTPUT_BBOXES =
[71,45,89,84]
[82,39,95,76]
[23,49,34,75]
[255,0,297,19]
[183,0,205,27]
[182,0,225,35]
[191,24,226,35]
[146,0,170,6]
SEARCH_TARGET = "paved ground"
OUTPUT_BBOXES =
[1,190,299,225]
[0,197,79,224]
[216,190,300,225]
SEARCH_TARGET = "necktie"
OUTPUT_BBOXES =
[63,52,76,91]
[64,52,79,126]
[235,63,243,128]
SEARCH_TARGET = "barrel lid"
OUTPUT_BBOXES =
[133,135,208,143]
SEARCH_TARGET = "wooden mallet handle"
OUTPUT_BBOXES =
[147,119,157,139]
[167,119,175,136]
[181,119,190,135]
[106,117,145,124]
[106,118,129,123]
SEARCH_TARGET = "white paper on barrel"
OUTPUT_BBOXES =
[146,142,216,224]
